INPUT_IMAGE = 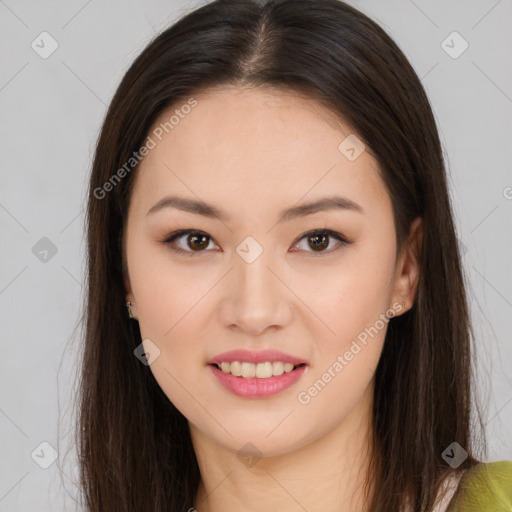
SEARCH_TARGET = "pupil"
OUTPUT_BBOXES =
[189,233,208,251]
[310,233,328,251]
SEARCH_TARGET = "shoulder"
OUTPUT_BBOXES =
[445,460,512,512]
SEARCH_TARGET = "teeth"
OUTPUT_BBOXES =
[230,361,242,377]
[272,361,284,376]
[216,361,299,378]
[256,362,272,378]
[241,362,256,378]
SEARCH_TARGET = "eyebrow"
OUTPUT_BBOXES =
[146,194,364,223]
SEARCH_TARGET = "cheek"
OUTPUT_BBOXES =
[301,246,395,344]
[130,257,211,416]
[296,271,392,427]
[128,240,206,337]
[127,241,216,369]
[299,237,396,393]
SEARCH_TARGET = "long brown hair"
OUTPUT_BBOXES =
[76,0,486,510]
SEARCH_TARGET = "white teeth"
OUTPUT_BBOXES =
[215,361,300,378]
[272,361,284,376]
[256,362,272,378]
[230,361,242,376]
[241,362,256,378]
[283,363,294,373]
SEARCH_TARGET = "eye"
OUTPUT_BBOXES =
[162,229,218,257]
[162,228,351,257]
[290,229,351,255]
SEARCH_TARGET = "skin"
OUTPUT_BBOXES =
[123,85,422,512]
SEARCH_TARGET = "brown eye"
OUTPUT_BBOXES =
[187,233,210,251]
[163,228,350,257]
[291,229,350,254]
[163,230,217,256]
[307,232,329,251]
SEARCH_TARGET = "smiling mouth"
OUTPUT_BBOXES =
[210,361,307,379]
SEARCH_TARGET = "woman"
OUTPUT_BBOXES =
[77,0,512,510]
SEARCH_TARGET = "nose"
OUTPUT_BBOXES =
[218,249,293,336]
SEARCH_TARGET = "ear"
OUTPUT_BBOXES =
[391,216,422,315]
[124,274,138,320]
[121,230,139,319]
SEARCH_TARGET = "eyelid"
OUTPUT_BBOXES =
[290,229,350,254]
[161,228,352,256]
[162,229,218,256]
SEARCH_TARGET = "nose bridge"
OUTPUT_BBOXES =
[221,238,291,333]
[234,242,277,303]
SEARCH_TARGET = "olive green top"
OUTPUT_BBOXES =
[446,460,512,511]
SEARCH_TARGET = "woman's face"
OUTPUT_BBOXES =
[124,85,419,457]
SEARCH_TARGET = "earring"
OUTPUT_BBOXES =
[126,300,135,319]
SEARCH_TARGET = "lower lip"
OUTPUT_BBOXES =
[208,364,307,398]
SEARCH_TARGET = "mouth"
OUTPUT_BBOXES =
[207,360,308,399]
[206,349,309,397]
[209,361,307,379]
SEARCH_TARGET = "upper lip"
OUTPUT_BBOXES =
[207,349,309,366]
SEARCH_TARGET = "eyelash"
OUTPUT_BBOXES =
[161,229,352,257]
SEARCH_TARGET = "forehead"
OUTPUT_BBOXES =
[130,85,389,221]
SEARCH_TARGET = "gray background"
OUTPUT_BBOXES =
[0,0,511,510]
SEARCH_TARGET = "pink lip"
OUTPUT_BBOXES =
[207,349,309,366]
[208,363,307,399]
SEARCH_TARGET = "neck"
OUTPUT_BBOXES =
[190,384,375,512]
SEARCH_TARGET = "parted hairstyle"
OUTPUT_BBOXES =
[77,0,487,510]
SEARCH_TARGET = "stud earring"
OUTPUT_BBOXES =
[126,300,135,319]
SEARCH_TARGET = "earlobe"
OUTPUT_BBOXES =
[125,299,138,320]
[124,278,138,320]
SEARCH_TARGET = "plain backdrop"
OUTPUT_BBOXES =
[0,0,511,510]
